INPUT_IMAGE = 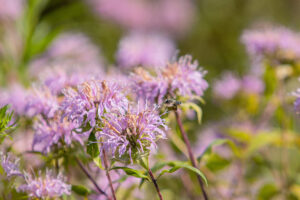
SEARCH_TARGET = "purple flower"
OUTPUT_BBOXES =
[25,85,59,118]
[0,84,29,116]
[89,0,194,35]
[97,102,167,162]
[61,80,128,128]
[37,65,104,95]
[131,67,168,104]
[241,75,264,94]
[213,72,241,100]
[116,32,175,69]
[0,152,23,178]
[241,26,300,62]
[162,55,208,98]
[32,113,85,153]
[18,170,71,198]
[29,33,104,79]
[131,55,208,104]
[0,0,24,20]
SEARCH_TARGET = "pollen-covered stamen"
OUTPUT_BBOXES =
[162,63,179,80]
[134,67,154,82]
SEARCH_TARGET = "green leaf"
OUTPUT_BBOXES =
[157,161,208,185]
[197,139,240,162]
[181,102,202,124]
[263,64,278,98]
[246,132,279,156]
[257,183,278,200]
[93,157,103,170]
[0,105,16,143]
[72,185,91,196]
[111,167,149,180]
[205,153,230,172]
[86,131,99,158]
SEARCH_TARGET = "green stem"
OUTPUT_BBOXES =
[174,109,208,200]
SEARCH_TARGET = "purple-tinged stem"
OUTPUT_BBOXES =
[75,157,109,198]
[102,149,117,200]
[174,109,208,200]
[148,168,164,200]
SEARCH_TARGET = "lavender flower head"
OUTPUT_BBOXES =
[18,170,71,198]
[293,87,300,115]
[30,33,104,76]
[161,55,208,97]
[0,84,29,116]
[38,65,104,95]
[62,80,128,129]
[0,152,23,178]
[116,32,176,69]
[131,55,208,104]
[97,102,167,162]
[241,75,264,94]
[0,0,24,20]
[241,26,300,62]
[89,0,194,35]
[213,72,241,100]
[25,85,59,118]
[32,113,85,153]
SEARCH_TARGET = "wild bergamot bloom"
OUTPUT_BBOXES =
[18,170,71,198]
[61,80,128,129]
[32,112,86,153]
[97,102,167,163]
[131,55,208,104]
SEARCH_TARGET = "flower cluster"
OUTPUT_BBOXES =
[131,55,208,103]
[0,152,23,178]
[97,103,167,162]
[18,170,71,198]
[241,26,300,62]
[25,85,59,118]
[213,72,264,100]
[32,113,85,153]
[116,32,176,69]
[62,80,128,128]
[89,0,195,34]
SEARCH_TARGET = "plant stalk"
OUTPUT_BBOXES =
[174,109,208,200]
[148,168,164,200]
[75,157,108,198]
[102,149,117,200]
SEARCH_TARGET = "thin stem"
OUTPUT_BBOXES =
[102,149,117,200]
[174,109,208,200]
[75,157,108,198]
[148,168,164,200]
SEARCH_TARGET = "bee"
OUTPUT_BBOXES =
[164,99,181,110]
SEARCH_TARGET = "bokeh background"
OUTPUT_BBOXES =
[1,0,300,199]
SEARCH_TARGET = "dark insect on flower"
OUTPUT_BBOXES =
[164,99,181,110]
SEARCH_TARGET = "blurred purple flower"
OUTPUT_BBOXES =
[30,33,104,77]
[18,170,71,198]
[32,113,85,153]
[241,26,300,61]
[97,102,167,162]
[38,65,104,95]
[213,72,241,100]
[131,55,208,104]
[0,152,23,178]
[62,80,128,129]
[0,84,29,116]
[116,32,175,69]
[25,85,59,118]
[0,0,24,20]
[89,0,194,35]
[241,75,264,94]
